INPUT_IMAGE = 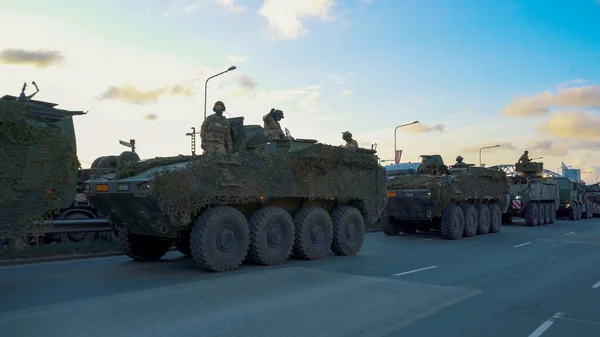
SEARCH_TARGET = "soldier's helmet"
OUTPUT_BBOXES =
[524,150,529,155]
[342,131,352,140]
[213,101,226,112]
[456,155,464,162]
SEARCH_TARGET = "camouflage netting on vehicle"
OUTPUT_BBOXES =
[387,168,508,217]
[115,144,386,228]
[0,101,79,245]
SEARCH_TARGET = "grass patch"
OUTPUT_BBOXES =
[0,240,121,260]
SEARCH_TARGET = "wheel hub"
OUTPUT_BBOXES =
[266,223,283,248]
[309,224,324,246]
[345,222,356,241]
[216,225,236,253]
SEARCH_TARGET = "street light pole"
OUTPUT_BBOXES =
[204,65,237,121]
[479,144,500,167]
[394,121,419,163]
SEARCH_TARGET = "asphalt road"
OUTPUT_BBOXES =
[1,218,600,337]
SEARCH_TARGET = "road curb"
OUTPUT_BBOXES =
[1,230,383,267]
[0,251,125,267]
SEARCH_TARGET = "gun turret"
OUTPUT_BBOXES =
[515,162,544,177]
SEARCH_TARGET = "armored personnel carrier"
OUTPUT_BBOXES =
[556,177,591,220]
[84,117,387,272]
[383,155,509,240]
[489,162,559,226]
[0,82,117,247]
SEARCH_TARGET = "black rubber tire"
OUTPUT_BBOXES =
[488,204,503,234]
[461,204,478,237]
[475,204,491,235]
[441,205,464,240]
[549,203,556,223]
[577,204,583,220]
[58,212,98,243]
[381,212,402,236]
[117,151,141,167]
[98,155,118,169]
[175,232,192,257]
[330,206,365,256]
[91,156,105,169]
[525,203,539,226]
[543,203,551,225]
[119,228,172,261]
[247,206,295,266]
[293,207,332,260]
[538,203,546,225]
[568,205,576,220]
[190,206,250,272]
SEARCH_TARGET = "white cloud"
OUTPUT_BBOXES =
[227,54,248,64]
[0,12,338,166]
[339,89,354,97]
[216,0,246,13]
[258,0,336,40]
[327,72,357,85]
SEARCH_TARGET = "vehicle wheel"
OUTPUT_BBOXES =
[117,151,140,167]
[247,206,295,266]
[461,204,478,237]
[441,205,464,240]
[401,223,418,234]
[568,205,576,220]
[293,207,333,260]
[91,156,105,169]
[190,206,250,272]
[587,204,593,219]
[58,212,98,243]
[543,204,551,225]
[489,204,503,233]
[119,228,172,261]
[97,155,118,173]
[175,231,192,257]
[525,203,539,226]
[330,206,365,256]
[475,204,491,235]
[549,203,556,223]
[537,203,546,226]
[577,204,583,220]
[379,209,401,236]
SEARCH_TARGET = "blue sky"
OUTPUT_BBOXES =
[1,0,600,180]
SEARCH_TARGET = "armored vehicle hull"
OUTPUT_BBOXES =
[584,184,600,218]
[556,177,592,220]
[383,155,509,240]
[84,117,386,272]
[493,163,560,227]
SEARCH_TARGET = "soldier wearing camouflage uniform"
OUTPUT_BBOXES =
[200,100,232,154]
[263,108,285,141]
[453,155,468,168]
[342,131,359,150]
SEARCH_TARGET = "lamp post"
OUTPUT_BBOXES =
[479,144,500,167]
[394,121,419,162]
[204,65,237,121]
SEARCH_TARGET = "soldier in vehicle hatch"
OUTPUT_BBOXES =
[200,100,232,154]
[263,108,285,141]
[518,150,531,164]
[453,155,468,168]
[342,131,358,150]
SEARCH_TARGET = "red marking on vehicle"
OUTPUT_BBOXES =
[512,200,522,209]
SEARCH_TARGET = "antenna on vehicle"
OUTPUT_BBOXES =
[186,127,201,156]
[119,139,136,153]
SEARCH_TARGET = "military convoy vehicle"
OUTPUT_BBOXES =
[0,82,119,248]
[383,155,509,240]
[556,177,592,220]
[83,117,387,273]
[489,162,559,227]
[584,183,600,217]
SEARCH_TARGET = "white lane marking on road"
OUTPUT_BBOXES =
[514,242,531,248]
[592,281,600,289]
[393,265,438,277]
[564,231,575,235]
[528,312,565,337]
[420,237,440,241]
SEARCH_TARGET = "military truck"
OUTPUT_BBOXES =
[584,183,600,217]
[556,177,592,220]
[489,162,559,226]
[83,117,387,273]
[383,155,509,240]
[0,82,118,248]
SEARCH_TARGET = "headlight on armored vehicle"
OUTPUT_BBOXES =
[84,184,90,193]
[139,182,152,192]
[515,195,521,199]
